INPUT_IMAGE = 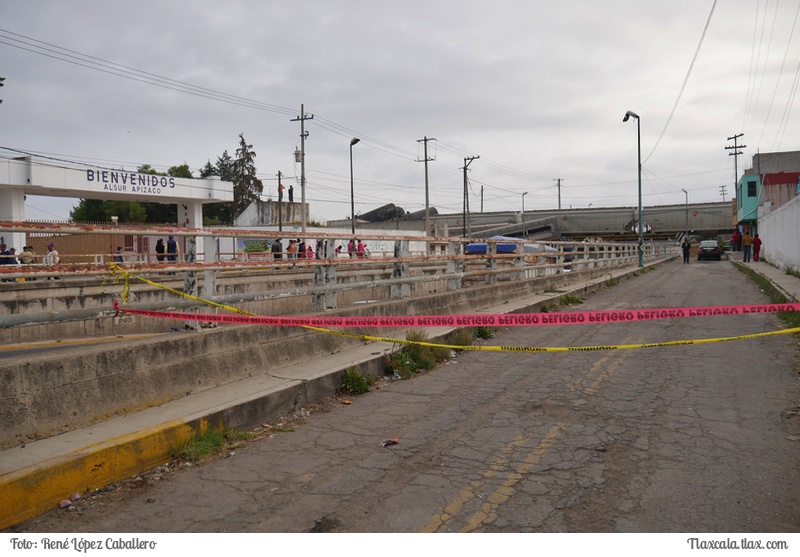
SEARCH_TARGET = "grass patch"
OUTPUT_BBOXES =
[339,367,375,395]
[448,328,475,349]
[736,263,800,329]
[171,428,254,464]
[385,330,452,379]
[473,326,493,340]
[559,294,583,306]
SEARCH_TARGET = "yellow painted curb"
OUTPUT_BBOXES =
[0,419,199,530]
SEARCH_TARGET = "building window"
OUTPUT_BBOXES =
[747,181,757,197]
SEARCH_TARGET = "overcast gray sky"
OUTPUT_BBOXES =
[2,0,798,224]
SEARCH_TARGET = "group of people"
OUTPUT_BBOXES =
[731,229,763,263]
[681,229,764,265]
[346,239,368,258]
[149,236,180,264]
[271,239,314,260]
[0,243,60,281]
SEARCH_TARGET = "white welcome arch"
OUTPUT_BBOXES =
[0,155,233,249]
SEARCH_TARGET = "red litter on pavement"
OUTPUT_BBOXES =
[381,436,400,447]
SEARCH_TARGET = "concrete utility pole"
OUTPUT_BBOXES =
[725,133,746,196]
[416,137,436,239]
[277,170,283,232]
[462,155,479,238]
[291,104,313,234]
[554,178,563,210]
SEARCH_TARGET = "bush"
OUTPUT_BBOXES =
[386,330,452,379]
[339,367,375,395]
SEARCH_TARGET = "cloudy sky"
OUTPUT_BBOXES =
[2,0,798,224]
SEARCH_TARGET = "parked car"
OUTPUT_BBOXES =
[697,240,722,261]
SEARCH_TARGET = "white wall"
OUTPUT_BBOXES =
[759,195,800,272]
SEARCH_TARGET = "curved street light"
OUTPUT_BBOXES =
[622,110,643,268]
[350,137,360,235]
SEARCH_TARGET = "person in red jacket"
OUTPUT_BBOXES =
[752,234,763,262]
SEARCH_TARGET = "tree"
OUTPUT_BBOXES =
[201,151,235,225]
[232,134,263,219]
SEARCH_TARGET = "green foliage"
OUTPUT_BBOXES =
[233,134,263,219]
[473,326,493,340]
[171,428,254,463]
[559,294,583,306]
[339,368,375,395]
[386,330,451,379]
[448,328,474,349]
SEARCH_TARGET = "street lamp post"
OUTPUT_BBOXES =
[349,137,360,236]
[623,110,643,268]
[522,192,528,238]
[681,188,688,239]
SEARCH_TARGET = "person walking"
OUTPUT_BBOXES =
[752,234,762,262]
[681,238,691,264]
[742,231,753,263]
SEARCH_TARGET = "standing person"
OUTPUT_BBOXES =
[288,184,294,203]
[681,238,691,264]
[0,246,16,282]
[166,236,179,263]
[0,244,11,267]
[287,239,297,259]
[114,247,124,263]
[155,239,166,263]
[731,229,741,252]
[347,239,355,258]
[43,243,61,280]
[271,238,282,259]
[357,239,366,258]
[741,231,753,263]
[306,244,314,259]
[18,246,36,281]
[278,182,285,202]
[752,234,762,262]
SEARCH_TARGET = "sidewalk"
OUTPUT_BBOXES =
[735,258,800,302]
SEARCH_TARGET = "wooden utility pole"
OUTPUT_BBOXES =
[291,104,313,234]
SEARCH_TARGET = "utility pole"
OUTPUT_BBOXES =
[277,171,283,232]
[416,136,436,238]
[554,178,563,210]
[462,155,479,238]
[725,133,746,197]
[719,185,728,202]
[291,104,313,234]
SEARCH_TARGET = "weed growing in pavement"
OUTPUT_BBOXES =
[736,263,800,329]
[448,328,475,350]
[473,326,493,340]
[559,294,583,306]
[385,330,452,379]
[171,428,254,464]
[339,367,375,395]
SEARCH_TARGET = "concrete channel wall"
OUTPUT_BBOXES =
[0,262,639,450]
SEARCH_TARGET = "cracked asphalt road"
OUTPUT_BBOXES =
[14,259,800,532]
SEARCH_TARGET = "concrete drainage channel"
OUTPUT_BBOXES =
[0,260,664,530]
